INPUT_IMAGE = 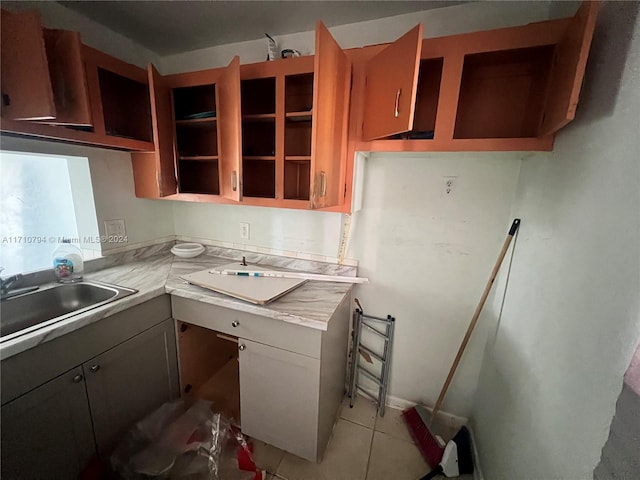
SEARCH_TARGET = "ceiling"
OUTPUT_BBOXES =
[58,1,465,56]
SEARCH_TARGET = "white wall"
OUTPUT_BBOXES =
[472,3,640,478]
[3,1,161,67]
[161,1,550,74]
[346,154,521,414]
[172,202,343,259]
[0,137,175,254]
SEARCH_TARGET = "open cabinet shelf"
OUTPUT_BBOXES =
[177,322,240,420]
[98,68,152,141]
[178,159,220,195]
[243,159,276,198]
[453,46,555,139]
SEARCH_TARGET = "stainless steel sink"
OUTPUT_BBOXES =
[0,281,138,342]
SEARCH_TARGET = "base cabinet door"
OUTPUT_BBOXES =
[239,338,320,461]
[0,366,96,479]
[83,319,179,457]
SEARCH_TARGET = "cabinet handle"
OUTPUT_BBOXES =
[72,374,83,383]
[238,344,246,351]
[231,171,238,192]
[232,320,239,328]
[394,88,401,118]
[89,364,101,373]
[321,172,327,197]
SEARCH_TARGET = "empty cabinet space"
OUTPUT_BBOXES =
[176,122,218,158]
[243,159,275,198]
[173,84,216,120]
[178,160,220,195]
[411,58,443,138]
[177,321,240,420]
[454,46,555,139]
[98,68,152,141]
[285,73,314,113]
[242,119,275,158]
[173,84,221,194]
[241,77,275,116]
[285,119,312,157]
[284,160,310,200]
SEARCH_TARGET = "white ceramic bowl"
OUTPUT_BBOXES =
[171,243,205,258]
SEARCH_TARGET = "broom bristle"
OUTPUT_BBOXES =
[402,406,445,468]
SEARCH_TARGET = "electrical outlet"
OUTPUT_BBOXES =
[240,222,250,240]
[443,176,457,196]
[104,219,126,237]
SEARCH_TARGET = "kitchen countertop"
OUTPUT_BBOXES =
[0,246,354,361]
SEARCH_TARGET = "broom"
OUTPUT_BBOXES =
[402,218,520,468]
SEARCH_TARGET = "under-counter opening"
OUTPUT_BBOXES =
[177,321,240,422]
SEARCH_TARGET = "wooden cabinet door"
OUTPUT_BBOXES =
[83,319,179,457]
[361,24,423,141]
[1,367,96,479]
[42,29,93,126]
[217,56,243,202]
[239,338,321,461]
[0,9,56,121]
[310,21,351,209]
[538,1,599,136]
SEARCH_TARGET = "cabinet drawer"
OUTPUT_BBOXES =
[171,296,322,358]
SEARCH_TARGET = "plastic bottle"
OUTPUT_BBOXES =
[52,239,84,283]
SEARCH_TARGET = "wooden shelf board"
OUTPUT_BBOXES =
[286,111,313,122]
[356,136,555,152]
[242,113,276,121]
[179,155,219,161]
[175,117,216,126]
[285,156,311,162]
[243,156,276,161]
[1,117,155,152]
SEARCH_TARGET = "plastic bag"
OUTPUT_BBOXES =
[110,399,259,480]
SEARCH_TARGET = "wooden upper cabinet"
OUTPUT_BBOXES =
[361,24,423,141]
[42,29,92,126]
[0,9,56,121]
[217,56,243,202]
[538,0,599,136]
[149,64,178,196]
[131,64,178,199]
[310,21,351,209]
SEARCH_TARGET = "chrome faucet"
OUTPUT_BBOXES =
[0,267,38,300]
[0,267,22,294]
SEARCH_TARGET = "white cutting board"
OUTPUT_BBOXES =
[181,263,307,305]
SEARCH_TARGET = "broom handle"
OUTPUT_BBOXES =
[431,219,520,419]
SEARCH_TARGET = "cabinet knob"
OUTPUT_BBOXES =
[72,374,83,383]
[232,320,240,328]
[89,364,101,373]
[238,344,246,351]
[394,88,401,118]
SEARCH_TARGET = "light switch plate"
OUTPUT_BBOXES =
[104,219,126,237]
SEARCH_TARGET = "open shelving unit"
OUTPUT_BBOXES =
[241,77,277,198]
[173,84,220,194]
[98,68,153,142]
[284,73,313,200]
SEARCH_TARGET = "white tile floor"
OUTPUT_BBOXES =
[251,398,474,480]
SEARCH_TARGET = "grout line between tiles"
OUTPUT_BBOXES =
[364,421,376,480]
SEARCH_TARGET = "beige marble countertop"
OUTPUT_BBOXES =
[0,245,354,360]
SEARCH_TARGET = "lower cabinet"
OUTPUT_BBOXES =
[239,338,320,460]
[0,296,179,479]
[84,319,179,456]
[0,366,95,479]
[172,294,351,462]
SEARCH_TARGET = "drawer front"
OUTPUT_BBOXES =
[171,296,322,358]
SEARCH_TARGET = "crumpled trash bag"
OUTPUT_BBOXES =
[110,399,258,480]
